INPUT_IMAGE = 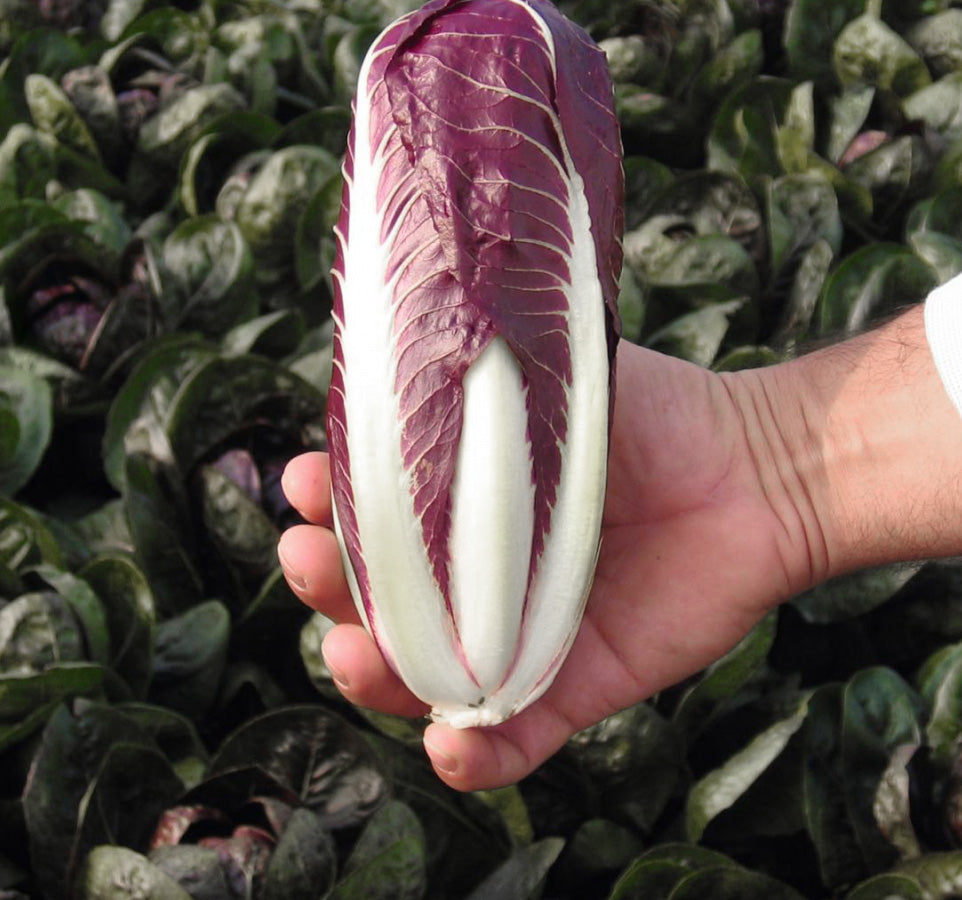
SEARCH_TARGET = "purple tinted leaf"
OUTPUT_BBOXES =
[211,449,262,505]
[328,0,623,660]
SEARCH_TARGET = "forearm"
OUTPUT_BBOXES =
[743,302,962,586]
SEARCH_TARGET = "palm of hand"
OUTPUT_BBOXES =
[279,342,800,790]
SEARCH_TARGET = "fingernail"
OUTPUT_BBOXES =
[322,648,349,691]
[424,738,458,775]
[278,544,308,592]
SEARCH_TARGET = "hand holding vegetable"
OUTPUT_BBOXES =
[281,304,962,791]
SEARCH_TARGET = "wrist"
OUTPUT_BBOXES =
[749,304,962,585]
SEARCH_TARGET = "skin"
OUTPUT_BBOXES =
[277,302,962,792]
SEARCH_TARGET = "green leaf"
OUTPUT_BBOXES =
[123,447,206,618]
[327,800,426,900]
[826,85,876,165]
[262,807,336,900]
[275,107,352,158]
[60,65,123,168]
[906,188,962,282]
[117,703,209,790]
[0,495,62,572]
[673,612,778,738]
[149,600,230,720]
[904,73,962,142]
[74,741,184,858]
[646,299,746,367]
[691,29,763,112]
[147,845,231,900]
[0,123,57,205]
[834,11,931,96]
[80,846,193,900]
[565,819,643,881]
[792,563,921,624]
[906,10,962,78]
[101,0,148,41]
[102,334,213,491]
[22,700,167,899]
[79,555,156,698]
[25,73,101,161]
[773,240,836,348]
[668,865,806,899]
[707,77,796,181]
[843,135,934,231]
[177,112,281,217]
[160,215,257,337]
[198,464,280,585]
[766,174,843,279]
[295,173,343,300]
[607,844,741,900]
[817,244,937,335]
[622,156,675,231]
[208,705,388,828]
[607,859,694,900]
[0,592,84,674]
[465,838,564,900]
[232,145,340,276]
[0,664,103,753]
[894,853,962,898]
[784,0,867,85]
[0,365,52,496]
[222,309,306,359]
[34,565,110,666]
[842,669,924,861]
[118,7,208,65]
[647,234,758,298]
[917,642,962,764]
[566,703,687,833]
[164,355,322,474]
[845,872,924,900]
[136,83,246,170]
[615,86,702,166]
[362,731,510,897]
[686,696,809,842]
[0,662,102,722]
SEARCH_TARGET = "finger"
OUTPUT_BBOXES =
[422,701,571,791]
[322,624,430,719]
[281,452,333,526]
[277,524,358,624]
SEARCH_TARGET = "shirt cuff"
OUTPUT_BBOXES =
[925,272,962,420]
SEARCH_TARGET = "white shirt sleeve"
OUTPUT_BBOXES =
[924,272,962,420]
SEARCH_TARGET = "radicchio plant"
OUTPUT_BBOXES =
[328,0,624,727]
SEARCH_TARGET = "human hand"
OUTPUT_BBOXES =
[278,339,821,790]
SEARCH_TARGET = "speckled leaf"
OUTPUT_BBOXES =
[0,366,52,496]
[834,11,931,96]
[844,872,924,900]
[79,554,155,698]
[207,705,388,828]
[262,808,337,900]
[328,800,426,900]
[465,838,564,900]
[149,600,229,720]
[164,356,321,475]
[80,846,193,900]
[669,865,806,900]
[686,695,809,842]
[25,73,101,161]
[817,243,937,335]
[23,701,166,899]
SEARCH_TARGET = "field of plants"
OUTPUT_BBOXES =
[6,0,962,897]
